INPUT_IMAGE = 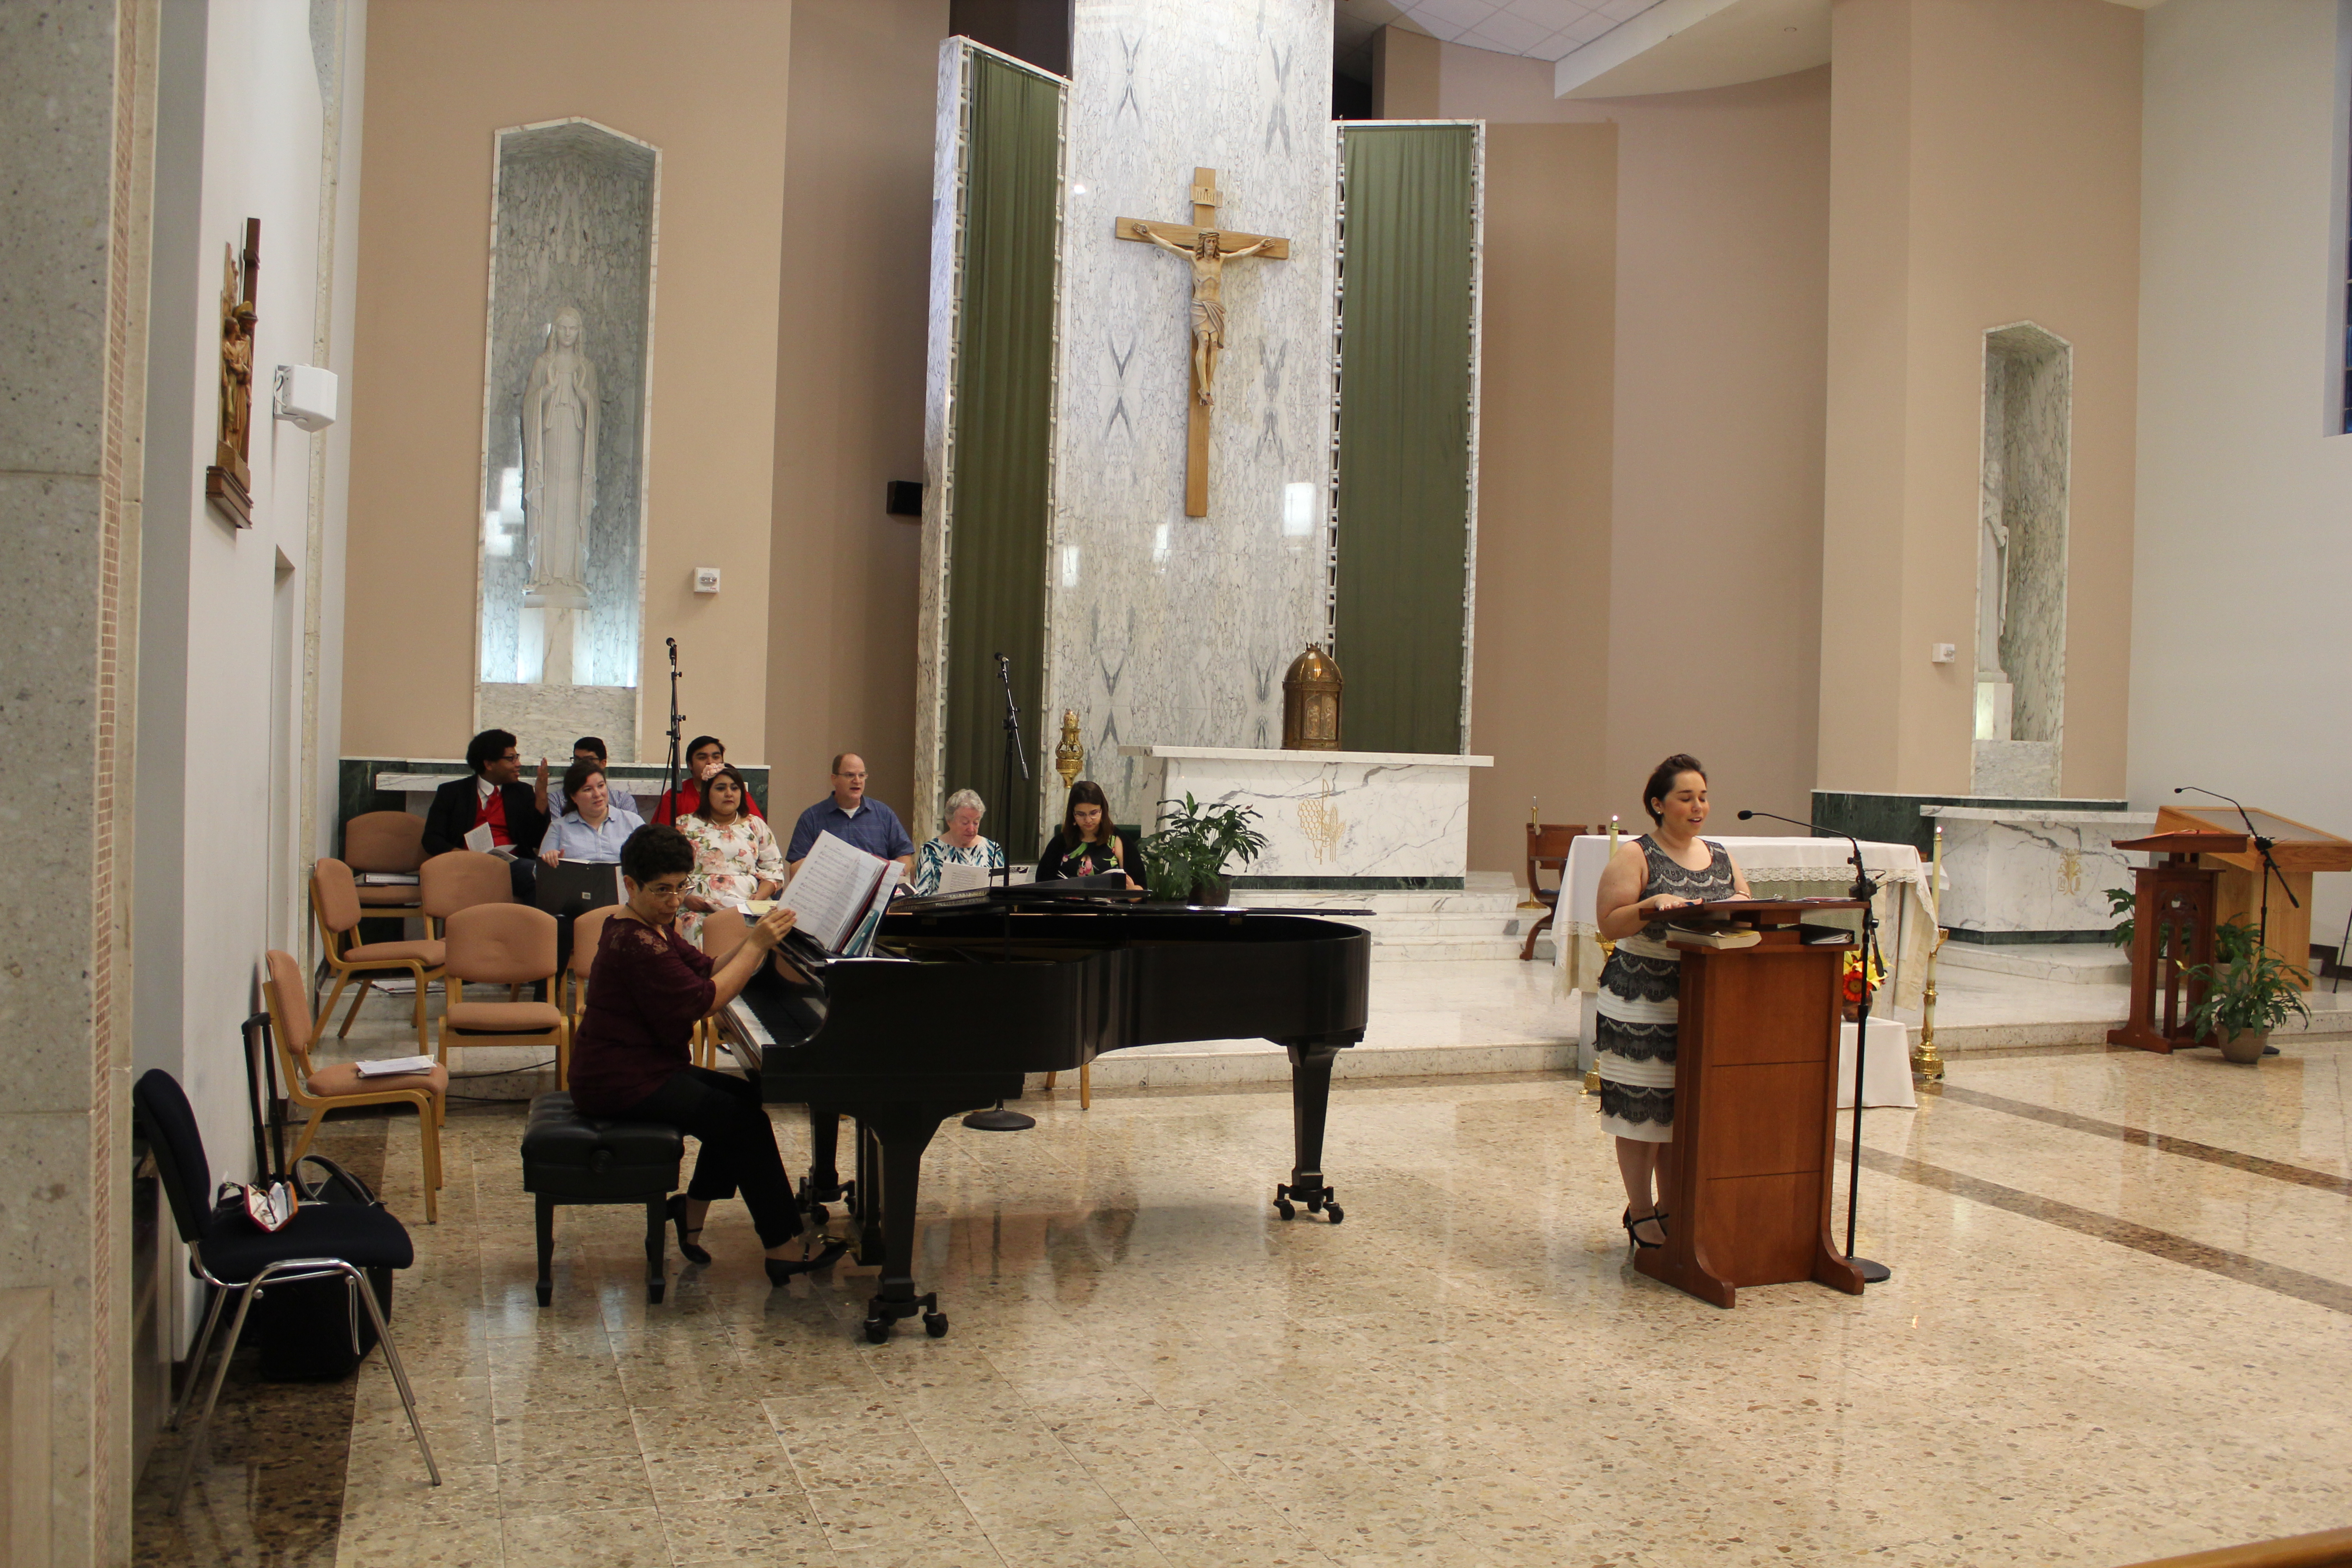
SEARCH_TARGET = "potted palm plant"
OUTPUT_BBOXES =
[1141,794,1269,905]
[2182,921,2310,1064]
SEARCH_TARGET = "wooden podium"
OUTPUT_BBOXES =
[1636,900,1870,1309]
[2154,805,2352,989]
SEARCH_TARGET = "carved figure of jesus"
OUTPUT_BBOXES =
[521,306,598,607]
[1133,222,1272,406]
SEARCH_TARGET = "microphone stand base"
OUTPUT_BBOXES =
[961,1102,1035,1132]
[1847,1256,1891,1284]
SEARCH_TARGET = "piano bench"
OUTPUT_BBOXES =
[520,1092,684,1306]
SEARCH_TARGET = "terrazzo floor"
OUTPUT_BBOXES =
[131,974,2352,1568]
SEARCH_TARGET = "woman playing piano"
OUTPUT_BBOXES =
[1591,754,1752,1258]
[568,823,810,1283]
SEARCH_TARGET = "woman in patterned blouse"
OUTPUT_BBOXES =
[1591,755,1752,1256]
[678,765,786,912]
[914,788,1005,894]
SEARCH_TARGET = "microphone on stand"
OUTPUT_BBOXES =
[1737,806,1890,1284]
[1736,808,1877,902]
[2176,786,2296,908]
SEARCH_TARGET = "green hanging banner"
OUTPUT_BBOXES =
[941,51,1062,860]
[1332,123,1480,757]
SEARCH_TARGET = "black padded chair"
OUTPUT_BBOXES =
[519,1092,683,1305]
[132,1068,438,1508]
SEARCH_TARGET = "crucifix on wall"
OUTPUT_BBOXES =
[1118,168,1290,517]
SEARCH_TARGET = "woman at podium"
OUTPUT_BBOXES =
[1592,754,1752,1255]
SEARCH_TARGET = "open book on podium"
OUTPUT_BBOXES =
[1638,898,1873,1308]
[778,833,904,956]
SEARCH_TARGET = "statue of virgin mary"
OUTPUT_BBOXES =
[521,306,598,613]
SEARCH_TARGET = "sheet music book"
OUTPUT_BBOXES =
[936,861,994,895]
[461,823,517,859]
[779,832,900,953]
[355,1054,436,1078]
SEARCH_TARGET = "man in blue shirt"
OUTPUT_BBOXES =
[785,753,915,876]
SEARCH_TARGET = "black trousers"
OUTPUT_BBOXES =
[622,1065,798,1247]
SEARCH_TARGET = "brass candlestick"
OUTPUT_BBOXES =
[1054,710,1084,791]
[1585,814,1621,1096]
[1519,797,1545,909]
[1913,823,1948,1081]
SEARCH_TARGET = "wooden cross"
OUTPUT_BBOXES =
[1117,168,1291,517]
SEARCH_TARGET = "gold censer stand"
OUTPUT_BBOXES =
[1912,823,1947,1081]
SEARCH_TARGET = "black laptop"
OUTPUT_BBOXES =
[534,860,625,917]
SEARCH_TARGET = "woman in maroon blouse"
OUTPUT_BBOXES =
[569,823,805,1280]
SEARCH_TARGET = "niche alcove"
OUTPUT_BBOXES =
[1972,322,2070,796]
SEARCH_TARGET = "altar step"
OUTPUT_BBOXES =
[1937,941,2131,986]
[1230,877,1533,961]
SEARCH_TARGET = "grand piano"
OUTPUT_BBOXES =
[730,883,1371,1343]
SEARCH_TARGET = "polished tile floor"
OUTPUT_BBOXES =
[136,1000,2351,1568]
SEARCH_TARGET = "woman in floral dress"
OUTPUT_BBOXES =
[678,765,786,914]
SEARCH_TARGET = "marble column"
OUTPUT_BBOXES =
[0,0,151,1554]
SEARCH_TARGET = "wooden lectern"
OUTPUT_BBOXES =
[1637,900,1870,1309]
[2153,805,2352,989]
[2107,830,2243,1054]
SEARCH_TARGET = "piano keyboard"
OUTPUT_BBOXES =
[728,998,775,1047]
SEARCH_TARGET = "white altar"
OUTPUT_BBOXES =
[1117,745,1493,883]
[1920,804,2155,941]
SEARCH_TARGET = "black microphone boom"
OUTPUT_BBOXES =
[1735,804,1891,1285]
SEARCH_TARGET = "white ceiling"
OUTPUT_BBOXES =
[1339,0,1671,66]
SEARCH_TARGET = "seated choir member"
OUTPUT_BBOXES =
[913,788,1005,894]
[422,727,549,900]
[647,735,766,826]
[564,824,808,1279]
[677,764,786,912]
[1036,780,1141,887]
[784,752,915,875]
[541,735,636,819]
[537,759,646,866]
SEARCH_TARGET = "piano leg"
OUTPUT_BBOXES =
[1275,1040,1345,1224]
[798,1102,853,1220]
[854,1107,954,1343]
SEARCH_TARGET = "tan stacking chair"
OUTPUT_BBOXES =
[419,849,512,938]
[437,904,568,1085]
[564,904,620,1036]
[344,810,428,923]
[312,859,445,1055]
[695,909,752,1068]
[264,949,446,1224]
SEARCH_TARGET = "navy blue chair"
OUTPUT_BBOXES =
[132,1068,439,1508]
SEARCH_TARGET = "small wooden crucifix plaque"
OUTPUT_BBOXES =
[1117,168,1291,518]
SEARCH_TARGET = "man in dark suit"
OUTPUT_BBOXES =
[424,728,550,901]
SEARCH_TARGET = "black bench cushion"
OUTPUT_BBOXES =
[521,1092,682,1199]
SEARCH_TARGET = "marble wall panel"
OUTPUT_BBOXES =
[1138,751,1477,880]
[1975,322,2069,779]
[1047,0,1337,832]
[476,681,637,763]
[1932,808,2152,938]
[475,118,658,693]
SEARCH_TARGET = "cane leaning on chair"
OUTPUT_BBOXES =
[263,948,447,1223]
[133,1068,437,1509]
[313,858,446,1055]
[437,903,570,1084]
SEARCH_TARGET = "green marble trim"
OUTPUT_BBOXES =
[1945,928,2118,946]
[1811,789,2128,859]
[1229,875,1465,891]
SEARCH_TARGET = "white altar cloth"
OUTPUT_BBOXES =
[1838,1017,1918,1108]
[1118,745,1493,881]
[1552,834,1939,1009]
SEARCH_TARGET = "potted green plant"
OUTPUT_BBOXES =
[1141,793,1269,905]
[2182,921,2310,1064]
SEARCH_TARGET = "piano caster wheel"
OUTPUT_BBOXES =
[1274,1198,1296,1221]
[863,1317,892,1345]
[1325,1203,1344,1224]
[924,1312,950,1338]
[805,1202,828,1228]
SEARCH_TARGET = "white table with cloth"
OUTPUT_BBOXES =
[1554,834,1939,1074]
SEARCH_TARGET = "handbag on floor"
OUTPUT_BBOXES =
[238,1011,398,1381]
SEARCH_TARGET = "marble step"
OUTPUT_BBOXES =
[1368,935,1528,961]
[1035,1037,1574,1093]
[1937,942,2131,986]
